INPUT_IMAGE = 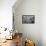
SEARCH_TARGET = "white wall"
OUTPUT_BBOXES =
[13,0,46,46]
[13,0,41,46]
[41,0,46,46]
[0,0,16,29]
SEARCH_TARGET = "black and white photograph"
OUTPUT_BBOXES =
[22,15,35,24]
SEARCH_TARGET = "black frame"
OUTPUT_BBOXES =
[22,15,35,24]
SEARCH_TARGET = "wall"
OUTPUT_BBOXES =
[0,0,16,29]
[13,0,41,46]
[41,0,46,46]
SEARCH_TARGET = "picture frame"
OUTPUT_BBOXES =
[22,15,35,24]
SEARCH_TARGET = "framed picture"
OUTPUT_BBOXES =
[22,15,35,24]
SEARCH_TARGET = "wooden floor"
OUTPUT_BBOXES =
[0,39,16,46]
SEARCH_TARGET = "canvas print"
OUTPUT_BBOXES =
[22,15,35,24]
